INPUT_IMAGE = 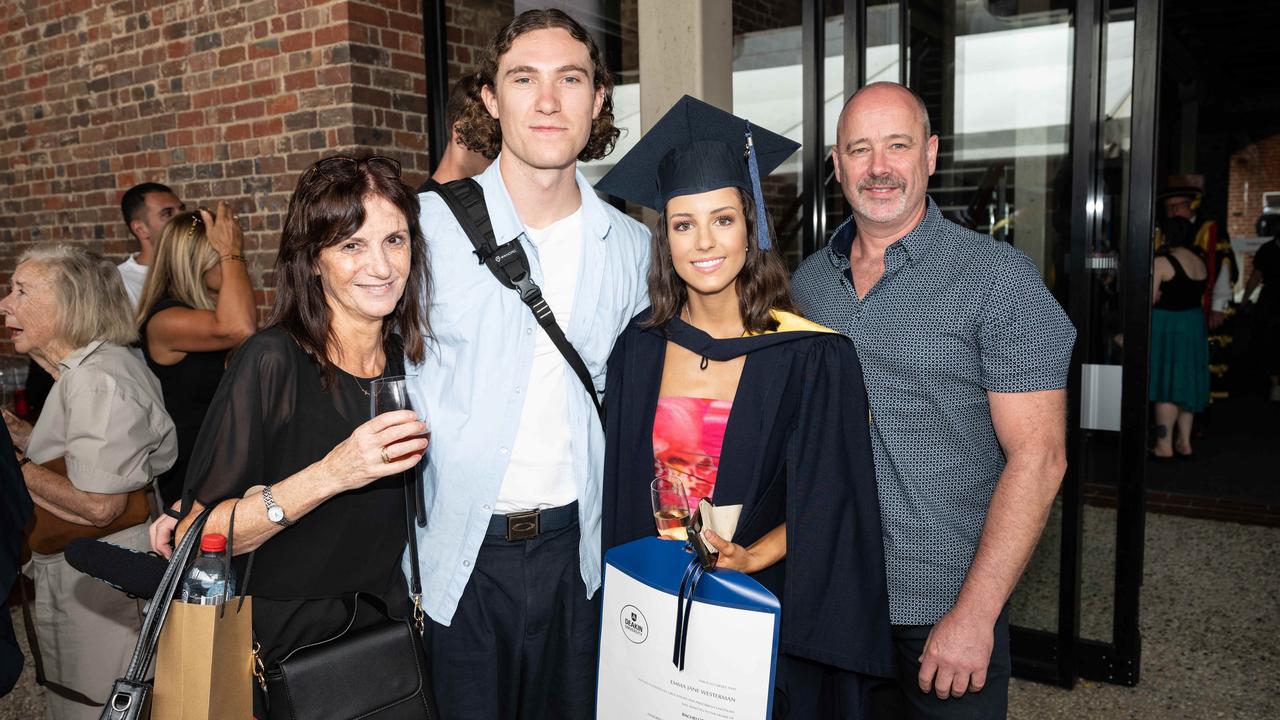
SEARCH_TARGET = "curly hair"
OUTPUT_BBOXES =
[644,188,795,334]
[455,8,620,162]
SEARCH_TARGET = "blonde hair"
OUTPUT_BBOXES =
[18,245,137,348]
[135,211,219,326]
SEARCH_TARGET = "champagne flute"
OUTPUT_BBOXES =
[651,472,691,541]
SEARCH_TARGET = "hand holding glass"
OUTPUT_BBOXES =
[651,474,691,542]
[370,375,428,464]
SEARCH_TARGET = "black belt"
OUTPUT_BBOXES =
[485,502,579,541]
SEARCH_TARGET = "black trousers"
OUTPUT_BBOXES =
[775,654,878,719]
[426,521,601,720]
[870,607,1011,720]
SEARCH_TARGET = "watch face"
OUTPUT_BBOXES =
[267,506,284,523]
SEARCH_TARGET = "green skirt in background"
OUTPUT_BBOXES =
[1149,307,1210,412]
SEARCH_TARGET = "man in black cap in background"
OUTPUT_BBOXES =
[1158,177,1235,330]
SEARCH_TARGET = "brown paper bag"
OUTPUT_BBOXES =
[152,598,254,719]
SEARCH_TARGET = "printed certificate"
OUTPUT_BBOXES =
[597,539,779,720]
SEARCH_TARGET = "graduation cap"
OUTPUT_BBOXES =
[596,95,799,251]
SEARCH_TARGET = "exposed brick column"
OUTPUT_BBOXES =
[1227,135,1280,239]
[442,0,512,84]
[0,0,431,343]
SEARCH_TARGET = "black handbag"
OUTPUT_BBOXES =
[100,505,216,720]
[260,474,439,719]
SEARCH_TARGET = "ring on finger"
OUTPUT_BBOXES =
[380,448,390,464]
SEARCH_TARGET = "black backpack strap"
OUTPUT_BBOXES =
[426,178,604,423]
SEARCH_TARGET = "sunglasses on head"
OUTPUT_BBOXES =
[307,155,403,182]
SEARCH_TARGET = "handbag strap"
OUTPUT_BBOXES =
[121,505,215,681]
[403,469,425,633]
[425,178,604,424]
[16,575,102,707]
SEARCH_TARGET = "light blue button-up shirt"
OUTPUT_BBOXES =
[404,158,651,625]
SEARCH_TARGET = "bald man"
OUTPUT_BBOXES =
[792,82,1076,718]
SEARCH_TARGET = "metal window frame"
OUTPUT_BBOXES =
[422,0,450,174]
[801,0,828,258]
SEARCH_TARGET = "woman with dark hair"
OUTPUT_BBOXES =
[1150,215,1210,458]
[175,155,430,716]
[597,97,893,717]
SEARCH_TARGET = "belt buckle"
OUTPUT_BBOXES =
[505,510,540,541]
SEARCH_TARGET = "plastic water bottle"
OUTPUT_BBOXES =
[179,533,236,605]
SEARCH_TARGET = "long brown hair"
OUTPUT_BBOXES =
[644,187,795,334]
[454,8,620,162]
[268,156,430,387]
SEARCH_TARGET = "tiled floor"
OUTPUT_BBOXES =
[1008,508,1279,719]
[3,509,1276,718]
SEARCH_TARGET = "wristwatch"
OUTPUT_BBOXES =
[262,485,293,527]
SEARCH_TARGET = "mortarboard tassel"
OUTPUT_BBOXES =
[745,125,771,252]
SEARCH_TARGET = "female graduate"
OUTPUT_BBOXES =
[597,96,893,718]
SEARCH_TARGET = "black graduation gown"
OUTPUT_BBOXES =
[602,310,894,679]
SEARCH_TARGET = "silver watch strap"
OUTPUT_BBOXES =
[262,484,293,527]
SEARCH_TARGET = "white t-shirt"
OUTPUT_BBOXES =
[494,208,584,514]
[117,254,148,312]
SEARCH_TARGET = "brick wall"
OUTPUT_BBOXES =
[442,0,511,83]
[0,0,431,351]
[1227,133,1280,238]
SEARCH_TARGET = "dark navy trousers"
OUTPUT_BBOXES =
[426,522,601,720]
[870,606,1011,720]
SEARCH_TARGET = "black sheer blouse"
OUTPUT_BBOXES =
[182,327,409,664]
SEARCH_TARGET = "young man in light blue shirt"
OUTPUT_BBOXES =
[405,9,649,718]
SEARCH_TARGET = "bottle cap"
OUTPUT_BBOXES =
[200,533,227,553]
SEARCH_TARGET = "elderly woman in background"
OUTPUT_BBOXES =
[176,156,430,717]
[1,245,177,720]
[137,201,256,508]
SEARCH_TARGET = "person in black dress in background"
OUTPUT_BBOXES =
[137,202,256,508]
[1149,216,1209,458]
[175,156,431,716]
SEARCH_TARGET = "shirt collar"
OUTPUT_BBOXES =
[477,154,614,244]
[827,195,944,266]
[58,340,108,373]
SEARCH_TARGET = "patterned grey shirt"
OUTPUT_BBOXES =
[792,198,1075,625]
